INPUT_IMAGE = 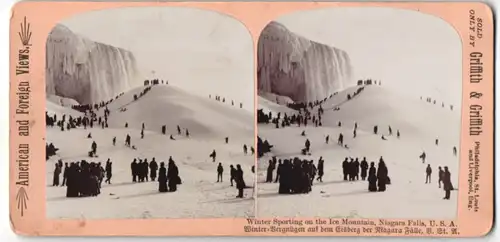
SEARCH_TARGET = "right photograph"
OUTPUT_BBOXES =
[256,7,462,219]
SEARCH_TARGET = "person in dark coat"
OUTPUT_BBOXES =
[66,163,79,197]
[217,163,224,182]
[360,157,368,180]
[425,164,432,184]
[342,157,349,180]
[162,125,166,135]
[149,158,158,181]
[353,158,360,180]
[62,162,69,186]
[243,145,248,155]
[377,159,388,192]
[131,159,138,182]
[158,162,168,192]
[105,160,112,184]
[305,139,311,153]
[91,141,97,155]
[167,159,180,192]
[210,150,216,162]
[235,164,245,198]
[230,165,236,186]
[443,166,452,199]
[112,137,116,146]
[368,162,377,192]
[266,160,275,182]
[317,157,324,182]
[53,163,61,186]
[438,166,444,188]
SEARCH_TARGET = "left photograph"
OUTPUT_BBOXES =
[45,7,256,219]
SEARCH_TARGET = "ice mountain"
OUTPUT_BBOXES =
[46,24,140,105]
[258,21,354,103]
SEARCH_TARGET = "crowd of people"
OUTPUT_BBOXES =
[421,96,454,111]
[209,94,244,109]
[52,159,112,197]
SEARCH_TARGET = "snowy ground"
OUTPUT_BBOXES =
[46,85,256,219]
[257,85,460,219]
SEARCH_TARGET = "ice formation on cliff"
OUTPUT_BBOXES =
[46,24,140,104]
[258,21,354,103]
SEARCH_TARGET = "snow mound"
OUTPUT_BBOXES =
[257,85,460,219]
[46,85,255,219]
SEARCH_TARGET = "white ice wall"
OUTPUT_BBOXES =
[46,24,141,104]
[258,21,354,103]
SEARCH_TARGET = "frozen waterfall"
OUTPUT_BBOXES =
[258,21,354,103]
[46,24,140,105]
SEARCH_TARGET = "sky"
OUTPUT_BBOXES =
[60,7,255,111]
[276,7,463,106]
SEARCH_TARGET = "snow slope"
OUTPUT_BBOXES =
[257,85,460,219]
[46,24,141,105]
[257,21,354,103]
[46,85,255,219]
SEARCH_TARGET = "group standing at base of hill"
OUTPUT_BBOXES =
[52,158,113,198]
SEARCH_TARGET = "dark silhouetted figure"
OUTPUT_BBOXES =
[225,137,229,144]
[360,157,368,180]
[91,141,97,155]
[426,164,432,183]
[217,163,224,182]
[141,129,144,139]
[230,165,236,186]
[168,159,180,192]
[131,159,138,182]
[420,151,426,163]
[53,163,61,186]
[317,157,324,182]
[186,129,190,137]
[243,145,248,155]
[305,139,311,153]
[266,160,275,182]
[210,150,216,162]
[325,135,329,144]
[125,122,128,128]
[61,162,69,186]
[162,125,166,135]
[373,125,378,134]
[105,161,112,184]
[397,130,400,139]
[250,146,255,155]
[368,162,377,192]
[342,158,349,180]
[125,134,131,147]
[435,138,439,146]
[443,166,452,199]
[158,162,168,192]
[87,133,92,139]
[453,146,457,156]
[338,133,344,146]
[377,159,388,192]
[177,125,181,135]
[112,137,116,146]
[235,164,245,198]
[150,158,158,181]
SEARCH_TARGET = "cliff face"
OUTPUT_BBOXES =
[258,21,354,103]
[46,24,140,104]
